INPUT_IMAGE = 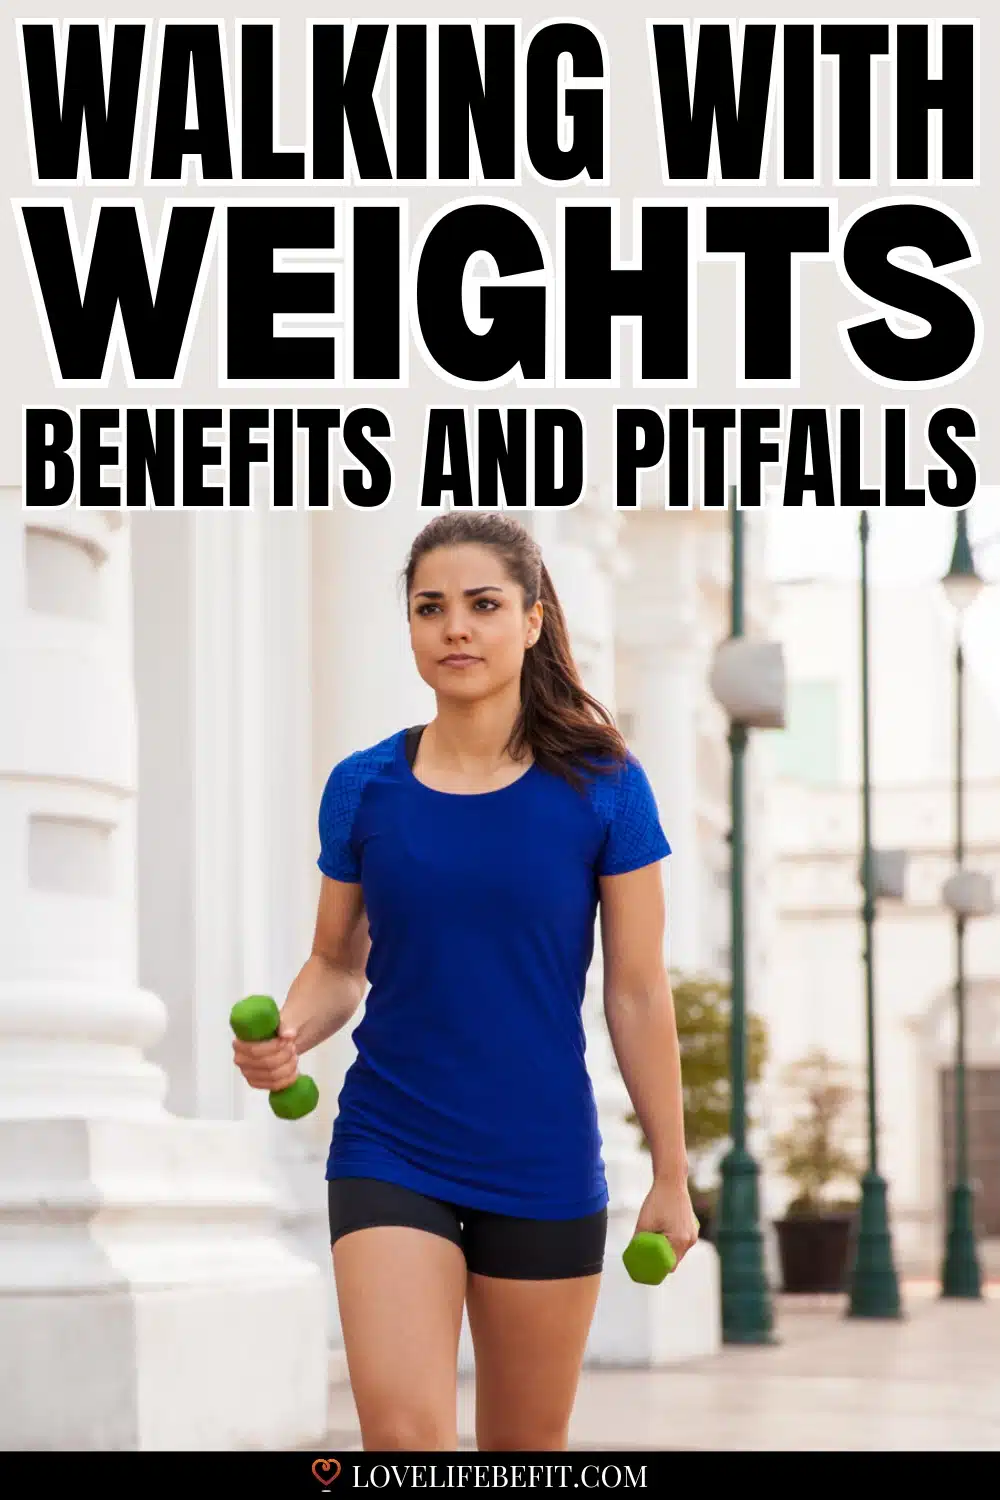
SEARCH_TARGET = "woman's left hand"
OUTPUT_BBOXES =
[634,1177,701,1267]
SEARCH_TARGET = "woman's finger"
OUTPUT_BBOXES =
[239,1057,296,1081]
[232,1036,289,1060]
[239,1061,299,1089]
[233,1040,297,1071]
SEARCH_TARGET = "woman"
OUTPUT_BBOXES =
[233,511,698,1451]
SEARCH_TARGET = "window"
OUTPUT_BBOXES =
[772,680,840,785]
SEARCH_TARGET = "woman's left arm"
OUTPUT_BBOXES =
[599,861,700,1262]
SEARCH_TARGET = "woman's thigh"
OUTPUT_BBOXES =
[329,1178,468,1450]
[462,1208,606,1450]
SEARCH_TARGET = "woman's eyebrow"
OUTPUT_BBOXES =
[414,585,506,598]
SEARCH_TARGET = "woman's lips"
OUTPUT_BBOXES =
[440,655,481,666]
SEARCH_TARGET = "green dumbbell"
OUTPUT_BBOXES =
[230,993,319,1120]
[622,1231,678,1285]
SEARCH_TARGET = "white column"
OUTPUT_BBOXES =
[310,503,433,1126]
[310,503,434,1362]
[630,643,703,973]
[230,505,332,1284]
[607,510,721,1360]
[541,498,646,1164]
[0,504,167,1116]
[540,495,720,1365]
[0,496,327,1450]
[134,500,337,1353]
[535,496,650,1192]
[617,514,704,973]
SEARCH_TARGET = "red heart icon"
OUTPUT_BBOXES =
[312,1458,342,1485]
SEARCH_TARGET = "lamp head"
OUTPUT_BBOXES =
[942,513,984,614]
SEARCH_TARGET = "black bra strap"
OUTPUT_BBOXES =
[404,724,426,769]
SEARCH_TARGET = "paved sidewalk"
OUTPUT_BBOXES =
[321,1281,1000,1451]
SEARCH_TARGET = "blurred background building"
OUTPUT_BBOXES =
[763,572,1000,1271]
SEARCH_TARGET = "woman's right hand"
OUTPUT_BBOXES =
[232,1021,300,1094]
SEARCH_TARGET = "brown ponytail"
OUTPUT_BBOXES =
[401,512,627,791]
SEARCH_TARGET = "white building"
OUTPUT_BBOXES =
[764,576,1000,1270]
[2,492,753,1449]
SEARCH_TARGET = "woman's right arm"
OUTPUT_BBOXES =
[232,876,370,1094]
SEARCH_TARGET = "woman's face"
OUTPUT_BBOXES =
[408,543,543,703]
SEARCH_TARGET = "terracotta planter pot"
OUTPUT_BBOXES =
[774,1213,855,1293]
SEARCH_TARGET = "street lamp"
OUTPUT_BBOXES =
[939,511,992,1300]
[847,511,903,1319]
[708,487,784,1345]
[942,513,983,613]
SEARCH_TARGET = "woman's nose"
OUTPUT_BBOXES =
[443,613,471,640]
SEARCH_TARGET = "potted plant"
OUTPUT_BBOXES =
[770,1048,862,1293]
[625,973,768,1242]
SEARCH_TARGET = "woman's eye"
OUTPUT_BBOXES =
[415,600,498,615]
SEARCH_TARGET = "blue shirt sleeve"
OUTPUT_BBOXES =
[317,756,364,882]
[597,754,671,876]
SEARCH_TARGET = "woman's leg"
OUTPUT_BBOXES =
[465,1272,601,1450]
[329,1179,468,1450]
[462,1208,606,1450]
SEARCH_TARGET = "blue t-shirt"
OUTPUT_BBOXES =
[317,727,670,1219]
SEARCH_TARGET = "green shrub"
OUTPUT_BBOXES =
[624,973,768,1181]
[771,1048,861,1216]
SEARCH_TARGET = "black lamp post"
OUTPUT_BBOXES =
[709,488,784,1344]
[847,511,902,1319]
[940,512,986,1300]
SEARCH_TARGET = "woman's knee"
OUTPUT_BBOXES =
[362,1408,457,1450]
[478,1420,569,1451]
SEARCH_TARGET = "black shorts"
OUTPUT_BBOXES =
[327,1176,607,1280]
